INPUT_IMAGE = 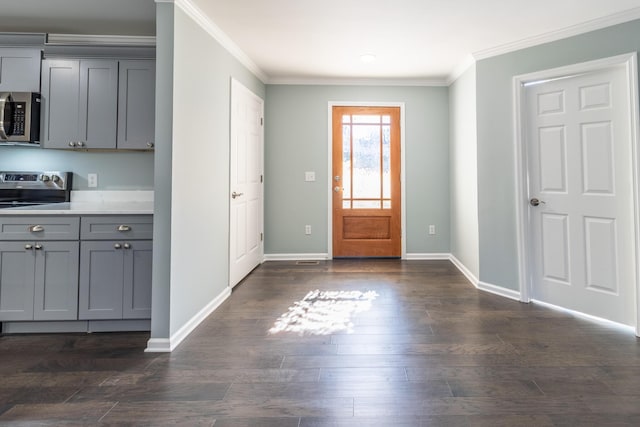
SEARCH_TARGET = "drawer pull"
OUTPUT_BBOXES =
[29,225,45,232]
[117,225,131,232]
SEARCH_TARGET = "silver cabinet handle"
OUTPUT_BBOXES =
[114,243,122,249]
[231,192,244,199]
[69,141,76,147]
[123,243,131,249]
[24,244,33,250]
[34,244,43,250]
[77,141,85,147]
[29,225,44,232]
[147,142,155,148]
[117,225,131,232]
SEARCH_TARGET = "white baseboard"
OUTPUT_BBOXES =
[145,286,232,353]
[264,253,330,261]
[449,255,479,285]
[477,280,522,301]
[404,253,450,260]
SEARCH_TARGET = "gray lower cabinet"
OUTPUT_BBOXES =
[79,215,153,320]
[0,241,79,321]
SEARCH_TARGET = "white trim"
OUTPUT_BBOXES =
[144,287,231,352]
[46,34,156,47]
[477,281,522,302]
[268,77,448,87]
[327,102,407,259]
[449,254,479,285]
[405,253,450,260]
[474,7,640,61]
[155,0,268,83]
[513,53,640,334]
[532,299,637,334]
[264,253,330,262]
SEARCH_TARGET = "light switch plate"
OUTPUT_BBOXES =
[305,171,315,182]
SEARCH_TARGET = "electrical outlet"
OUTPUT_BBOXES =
[429,225,436,235]
[87,173,98,188]
[305,225,312,235]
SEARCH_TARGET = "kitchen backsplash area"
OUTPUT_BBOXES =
[0,147,154,191]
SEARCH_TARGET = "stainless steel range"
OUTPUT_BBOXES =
[0,171,72,209]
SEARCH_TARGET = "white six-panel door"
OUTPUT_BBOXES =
[230,79,264,288]
[526,64,636,326]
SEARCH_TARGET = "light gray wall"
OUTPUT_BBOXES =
[160,4,265,338]
[449,64,479,277]
[264,85,449,256]
[0,148,153,190]
[150,2,173,341]
[476,18,640,290]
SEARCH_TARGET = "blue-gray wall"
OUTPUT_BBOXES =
[264,85,450,256]
[152,2,265,343]
[476,18,640,291]
[0,148,153,190]
[449,64,479,278]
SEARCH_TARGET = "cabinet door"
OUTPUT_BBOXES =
[79,60,118,149]
[41,59,80,149]
[0,242,35,321]
[79,241,124,320]
[0,48,41,92]
[33,241,79,321]
[123,240,152,319]
[117,60,155,150]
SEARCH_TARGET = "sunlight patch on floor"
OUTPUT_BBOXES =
[268,289,379,335]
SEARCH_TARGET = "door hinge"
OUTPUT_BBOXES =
[260,175,263,183]
[260,117,263,126]
[260,232,263,241]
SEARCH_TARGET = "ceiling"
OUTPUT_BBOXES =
[2,0,640,84]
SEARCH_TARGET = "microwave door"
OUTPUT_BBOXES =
[0,92,14,140]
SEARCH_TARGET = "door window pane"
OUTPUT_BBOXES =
[383,125,391,199]
[354,200,382,209]
[352,125,381,199]
[353,115,381,124]
[342,125,351,199]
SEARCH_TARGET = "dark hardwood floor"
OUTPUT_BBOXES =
[1,260,640,426]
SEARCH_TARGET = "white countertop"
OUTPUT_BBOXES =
[0,191,154,215]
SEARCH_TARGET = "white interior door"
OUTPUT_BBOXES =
[230,79,264,288]
[526,64,637,326]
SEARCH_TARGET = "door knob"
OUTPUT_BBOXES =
[530,198,546,207]
[334,186,341,193]
[232,192,244,199]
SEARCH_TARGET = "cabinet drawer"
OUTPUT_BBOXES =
[0,217,80,240]
[81,216,153,240]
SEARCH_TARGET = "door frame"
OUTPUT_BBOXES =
[327,102,406,259]
[512,53,640,334]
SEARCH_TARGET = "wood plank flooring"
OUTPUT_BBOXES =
[1,260,640,426]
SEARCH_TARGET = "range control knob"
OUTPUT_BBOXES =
[40,175,50,182]
[51,175,61,184]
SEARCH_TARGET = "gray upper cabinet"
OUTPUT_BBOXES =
[79,60,118,149]
[0,48,41,92]
[41,59,118,149]
[117,60,155,150]
[41,59,81,149]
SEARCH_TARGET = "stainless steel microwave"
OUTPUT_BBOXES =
[0,92,41,146]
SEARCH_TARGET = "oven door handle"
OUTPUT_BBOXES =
[0,92,13,141]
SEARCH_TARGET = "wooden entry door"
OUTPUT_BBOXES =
[332,106,401,257]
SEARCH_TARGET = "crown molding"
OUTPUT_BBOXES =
[473,6,640,61]
[267,76,448,87]
[447,54,476,85]
[46,34,156,46]
[156,0,268,83]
